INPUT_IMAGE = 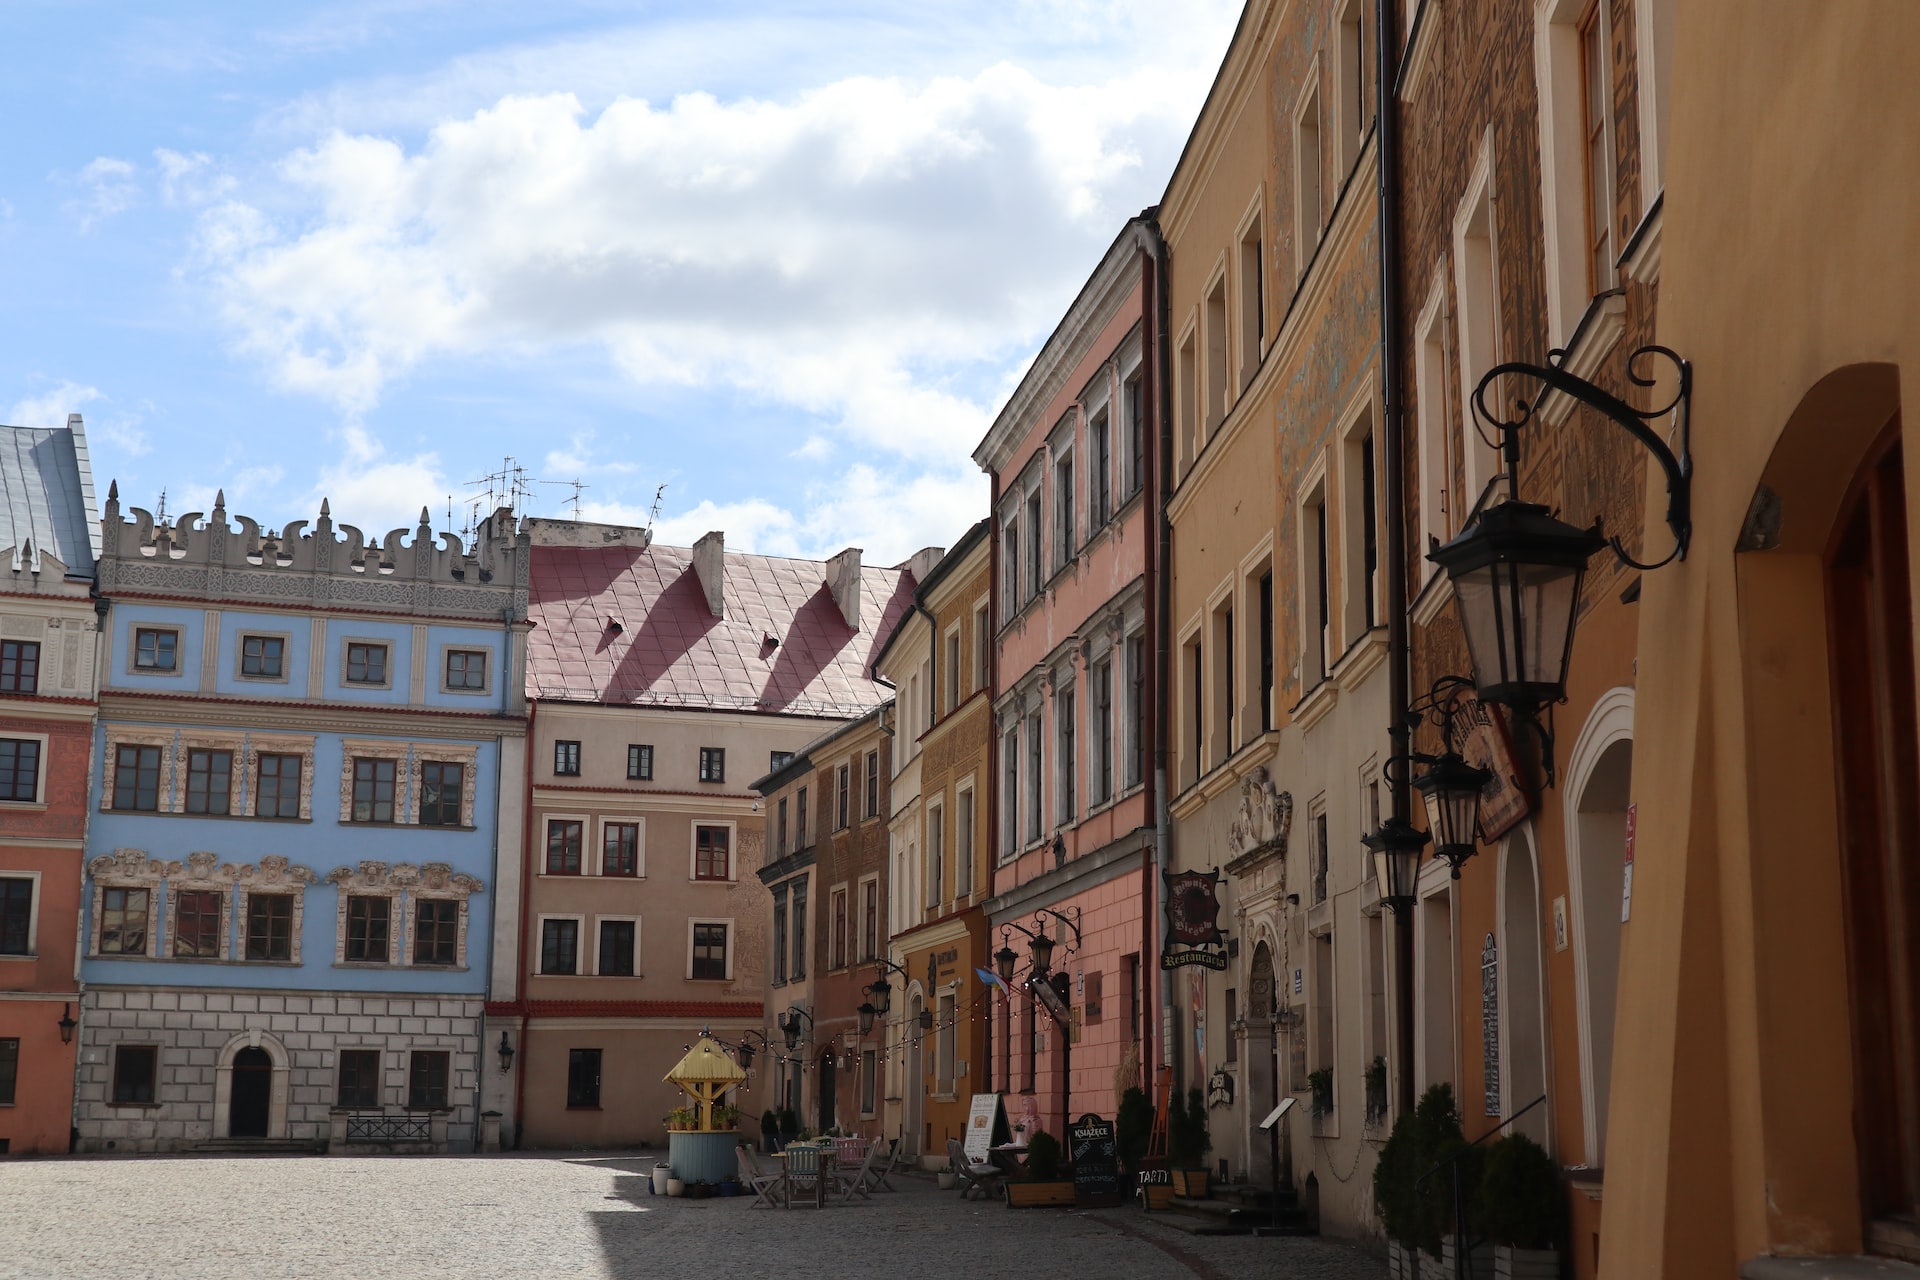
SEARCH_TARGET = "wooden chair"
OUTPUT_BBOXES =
[946,1138,1005,1201]
[738,1145,784,1209]
[866,1138,904,1193]
[833,1136,868,1169]
[782,1144,833,1209]
[834,1140,884,1203]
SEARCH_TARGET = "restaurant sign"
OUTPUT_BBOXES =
[1070,1114,1123,1207]
[1161,868,1229,970]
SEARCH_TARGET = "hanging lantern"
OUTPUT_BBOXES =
[857,1002,876,1035]
[1413,751,1493,874]
[994,944,1018,985]
[869,977,892,1015]
[1027,930,1055,976]
[1361,816,1429,910]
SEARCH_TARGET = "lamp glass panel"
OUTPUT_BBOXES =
[1512,559,1583,690]
[1452,563,1510,694]
[871,979,892,1014]
[1028,933,1055,973]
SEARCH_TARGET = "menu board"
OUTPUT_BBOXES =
[964,1093,1004,1163]
[1070,1113,1123,1207]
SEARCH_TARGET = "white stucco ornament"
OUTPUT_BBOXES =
[1226,767,1293,862]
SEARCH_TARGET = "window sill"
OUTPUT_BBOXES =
[109,1102,163,1110]
[100,808,314,823]
[1408,570,1453,630]
[1290,678,1339,734]
[0,953,38,962]
[566,1105,604,1112]
[0,801,48,813]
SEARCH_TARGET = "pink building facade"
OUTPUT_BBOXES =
[974,219,1165,1140]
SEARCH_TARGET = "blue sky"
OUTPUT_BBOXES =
[0,1,1238,563]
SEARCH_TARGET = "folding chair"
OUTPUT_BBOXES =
[946,1138,1005,1202]
[866,1138,904,1193]
[782,1144,831,1209]
[738,1145,784,1209]
[835,1140,884,1203]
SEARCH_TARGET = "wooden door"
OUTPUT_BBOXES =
[1825,419,1920,1259]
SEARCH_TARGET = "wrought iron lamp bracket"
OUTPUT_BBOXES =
[1473,344,1693,571]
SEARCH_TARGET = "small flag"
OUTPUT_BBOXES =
[975,966,1007,991]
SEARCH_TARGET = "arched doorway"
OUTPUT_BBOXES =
[1566,689,1634,1168]
[1246,940,1279,1188]
[230,1047,273,1138]
[817,1049,837,1133]
[1499,832,1550,1146]
[1826,417,1920,1245]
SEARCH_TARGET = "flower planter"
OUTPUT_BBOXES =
[1005,1180,1076,1208]
[651,1164,671,1196]
[1443,1235,1493,1278]
[1495,1245,1559,1280]
[667,1130,739,1185]
[936,1171,958,1191]
[1139,1183,1175,1211]
[1170,1167,1211,1198]
[666,1178,686,1197]
[1386,1241,1414,1280]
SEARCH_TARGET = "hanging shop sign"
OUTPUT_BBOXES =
[1161,868,1229,970]
[1462,698,1534,840]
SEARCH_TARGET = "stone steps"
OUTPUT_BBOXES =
[1159,1192,1318,1237]
[193,1139,325,1155]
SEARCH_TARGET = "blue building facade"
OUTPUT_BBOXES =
[74,491,528,1152]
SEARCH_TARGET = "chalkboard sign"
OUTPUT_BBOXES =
[1070,1113,1123,1207]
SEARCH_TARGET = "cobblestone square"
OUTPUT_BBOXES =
[0,1153,1386,1280]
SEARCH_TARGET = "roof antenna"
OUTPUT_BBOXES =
[647,483,667,534]
[154,488,168,522]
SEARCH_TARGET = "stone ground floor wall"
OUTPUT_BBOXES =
[74,986,484,1152]
[514,1015,760,1150]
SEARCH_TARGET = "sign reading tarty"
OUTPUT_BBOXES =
[1161,868,1229,970]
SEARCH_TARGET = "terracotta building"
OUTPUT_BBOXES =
[873,523,992,1165]
[498,519,912,1147]
[0,415,101,1155]
[975,217,1165,1145]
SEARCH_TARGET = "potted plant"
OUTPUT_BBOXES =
[1308,1067,1334,1127]
[665,1106,697,1132]
[1116,1086,1153,1178]
[1167,1087,1213,1198]
[711,1103,741,1131]
[1476,1134,1562,1280]
[936,1162,958,1191]
[1005,1129,1075,1208]
[1373,1083,1467,1278]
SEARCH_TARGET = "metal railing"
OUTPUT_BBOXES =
[345,1113,432,1143]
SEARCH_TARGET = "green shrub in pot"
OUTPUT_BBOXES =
[1025,1130,1063,1180]
[1475,1133,1563,1250]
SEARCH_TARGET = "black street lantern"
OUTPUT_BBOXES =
[857,1002,877,1035]
[868,977,892,1015]
[994,943,1018,985]
[1361,816,1430,911]
[1413,751,1493,875]
[1027,930,1055,976]
[737,1039,756,1069]
[58,1002,78,1046]
[779,1013,801,1050]
[496,1030,515,1072]
[1428,500,1607,715]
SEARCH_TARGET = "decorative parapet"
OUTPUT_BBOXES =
[95,485,529,621]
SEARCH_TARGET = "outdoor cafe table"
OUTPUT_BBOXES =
[773,1144,837,1208]
[987,1142,1028,1173]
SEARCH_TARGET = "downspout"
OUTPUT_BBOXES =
[512,698,537,1148]
[1377,0,1416,1118]
[985,468,1002,1095]
[1143,213,1176,1091]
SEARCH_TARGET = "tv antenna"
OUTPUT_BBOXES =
[540,477,589,520]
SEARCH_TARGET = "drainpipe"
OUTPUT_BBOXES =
[512,698,537,1148]
[1377,0,1416,1118]
[1142,213,1176,1094]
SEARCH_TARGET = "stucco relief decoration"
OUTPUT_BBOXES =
[226,855,319,964]
[1225,767,1293,876]
[338,739,418,824]
[86,848,167,959]
[100,728,182,813]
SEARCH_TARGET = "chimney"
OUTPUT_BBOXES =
[826,547,864,629]
[902,545,945,583]
[692,530,726,618]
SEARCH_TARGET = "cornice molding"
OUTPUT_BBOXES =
[99,690,526,739]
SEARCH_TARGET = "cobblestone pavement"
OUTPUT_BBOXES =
[0,1152,1386,1280]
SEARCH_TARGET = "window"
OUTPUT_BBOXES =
[240,635,284,679]
[861,879,879,962]
[337,1050,380,1109]
[545,820,583,875]
[346,896,390,963]
[1182,634,1203,785]
[836,763,851,829]
[1086,969,1104,1023]
[349,758,396,824]
[791,880,807,979]
[1056,687,1076,823]
[598,921,635,976]
[698,747,725,783]
[173,889,223,958]
[1090,410,1112,527]
[1206,279,1229,435]
[1343,411,1381,639]
[1125,953,1143,1045]
[112,1045,157,1104]
[1215,604,1236,758]
[567,1048,603,1108]
[1001,724,1020,857]
[113,744,161,811]
[133,628,177,672]
[1578,0,1614,292]
[937,992,957,1093]
[1312,808,1330,905]
[1127,635,1146,789]
[444,649,486,690]
[1024,491,1042,600]
[345,642,387,685]
[927,803,945,909]
[1025,710,1043,843]
[256,753,301,818]
[1259,573,1276,733]
[946,628,963,713]
[184,749,231,815]
[415,899,458,966]
[796,786,809,849]
[1453,147,1504,510]
[831,888,848,969]
[1,640,40,693]
[955,788,975,899]
[541,918,580,974]
[419,761,464,826]
[861,1048,878,1115]
[602,822,640,877]
[553,740,581,777]
[974,603,991,692]
[769,749,795,773]
[1178,331,1198,475]
[695,826,730,880]
[1055,444,1076,568]
[408,1051,449,1110]
[1225,987,1240,1063]
[775,797,789,856]
[99,887,149,955]
[1121,370,1136,498]
[1023,998,1037,1092]
[772,888,789,985]
[1295,82,1325,274]
[1239,215,1265,390]
[245,894,293,961]
[865,751,879,817]
[0,878,33,955]
[1091,657,1114,805]
[1336,0,1365,175]
[1002,515,1022,618]
[1303,478,1332,683]
[628,744,653,780]
[692,922,729,980]
[1415,277,1455,553]
[0,738,40,803]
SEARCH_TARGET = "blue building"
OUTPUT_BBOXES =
[73,490,528,1152]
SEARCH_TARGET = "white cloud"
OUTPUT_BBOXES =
[63,157,140,231]
[300,423,448,534]
[7,382,102,429]
[155,149,235,207]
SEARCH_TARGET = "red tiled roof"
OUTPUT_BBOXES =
[526,543,912,719]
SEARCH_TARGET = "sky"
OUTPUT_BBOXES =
[0,0,1240,564]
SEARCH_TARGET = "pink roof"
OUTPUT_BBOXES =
[527,542,913,719]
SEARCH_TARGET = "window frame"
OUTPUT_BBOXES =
[96,883,154,957]
[111,742,163,812]
[858,874,880,963]
[111,1044,159,1105]
[544,817,586,876]
[243,891,296,962]
[697,746,726,783]
[599,818,644,877]
[0,872,40,958]
[0,734,47,805]
[835,762,851,830]
[567,1047,604,1109]
[342,640,393,689]
[344,894,392,964]
[538,914,584,976]
[865,750,880,818]
[255,752,304,820]
[0,638,41,695]
[440,647,491,695]
[349,756,399,824]
[130,626,183,676]
[407,1050,451,1111]
[171,887,226,960]
[412,896,462,967]
[594,916,639,977]
[627,743,653,781]
[688,918,733,981]
[336,1048,381,1109]
[691,822,735,882]
[418,760,466,827]
[553,740,582,777]
[236,632,289,682]
[184,747,233,816]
